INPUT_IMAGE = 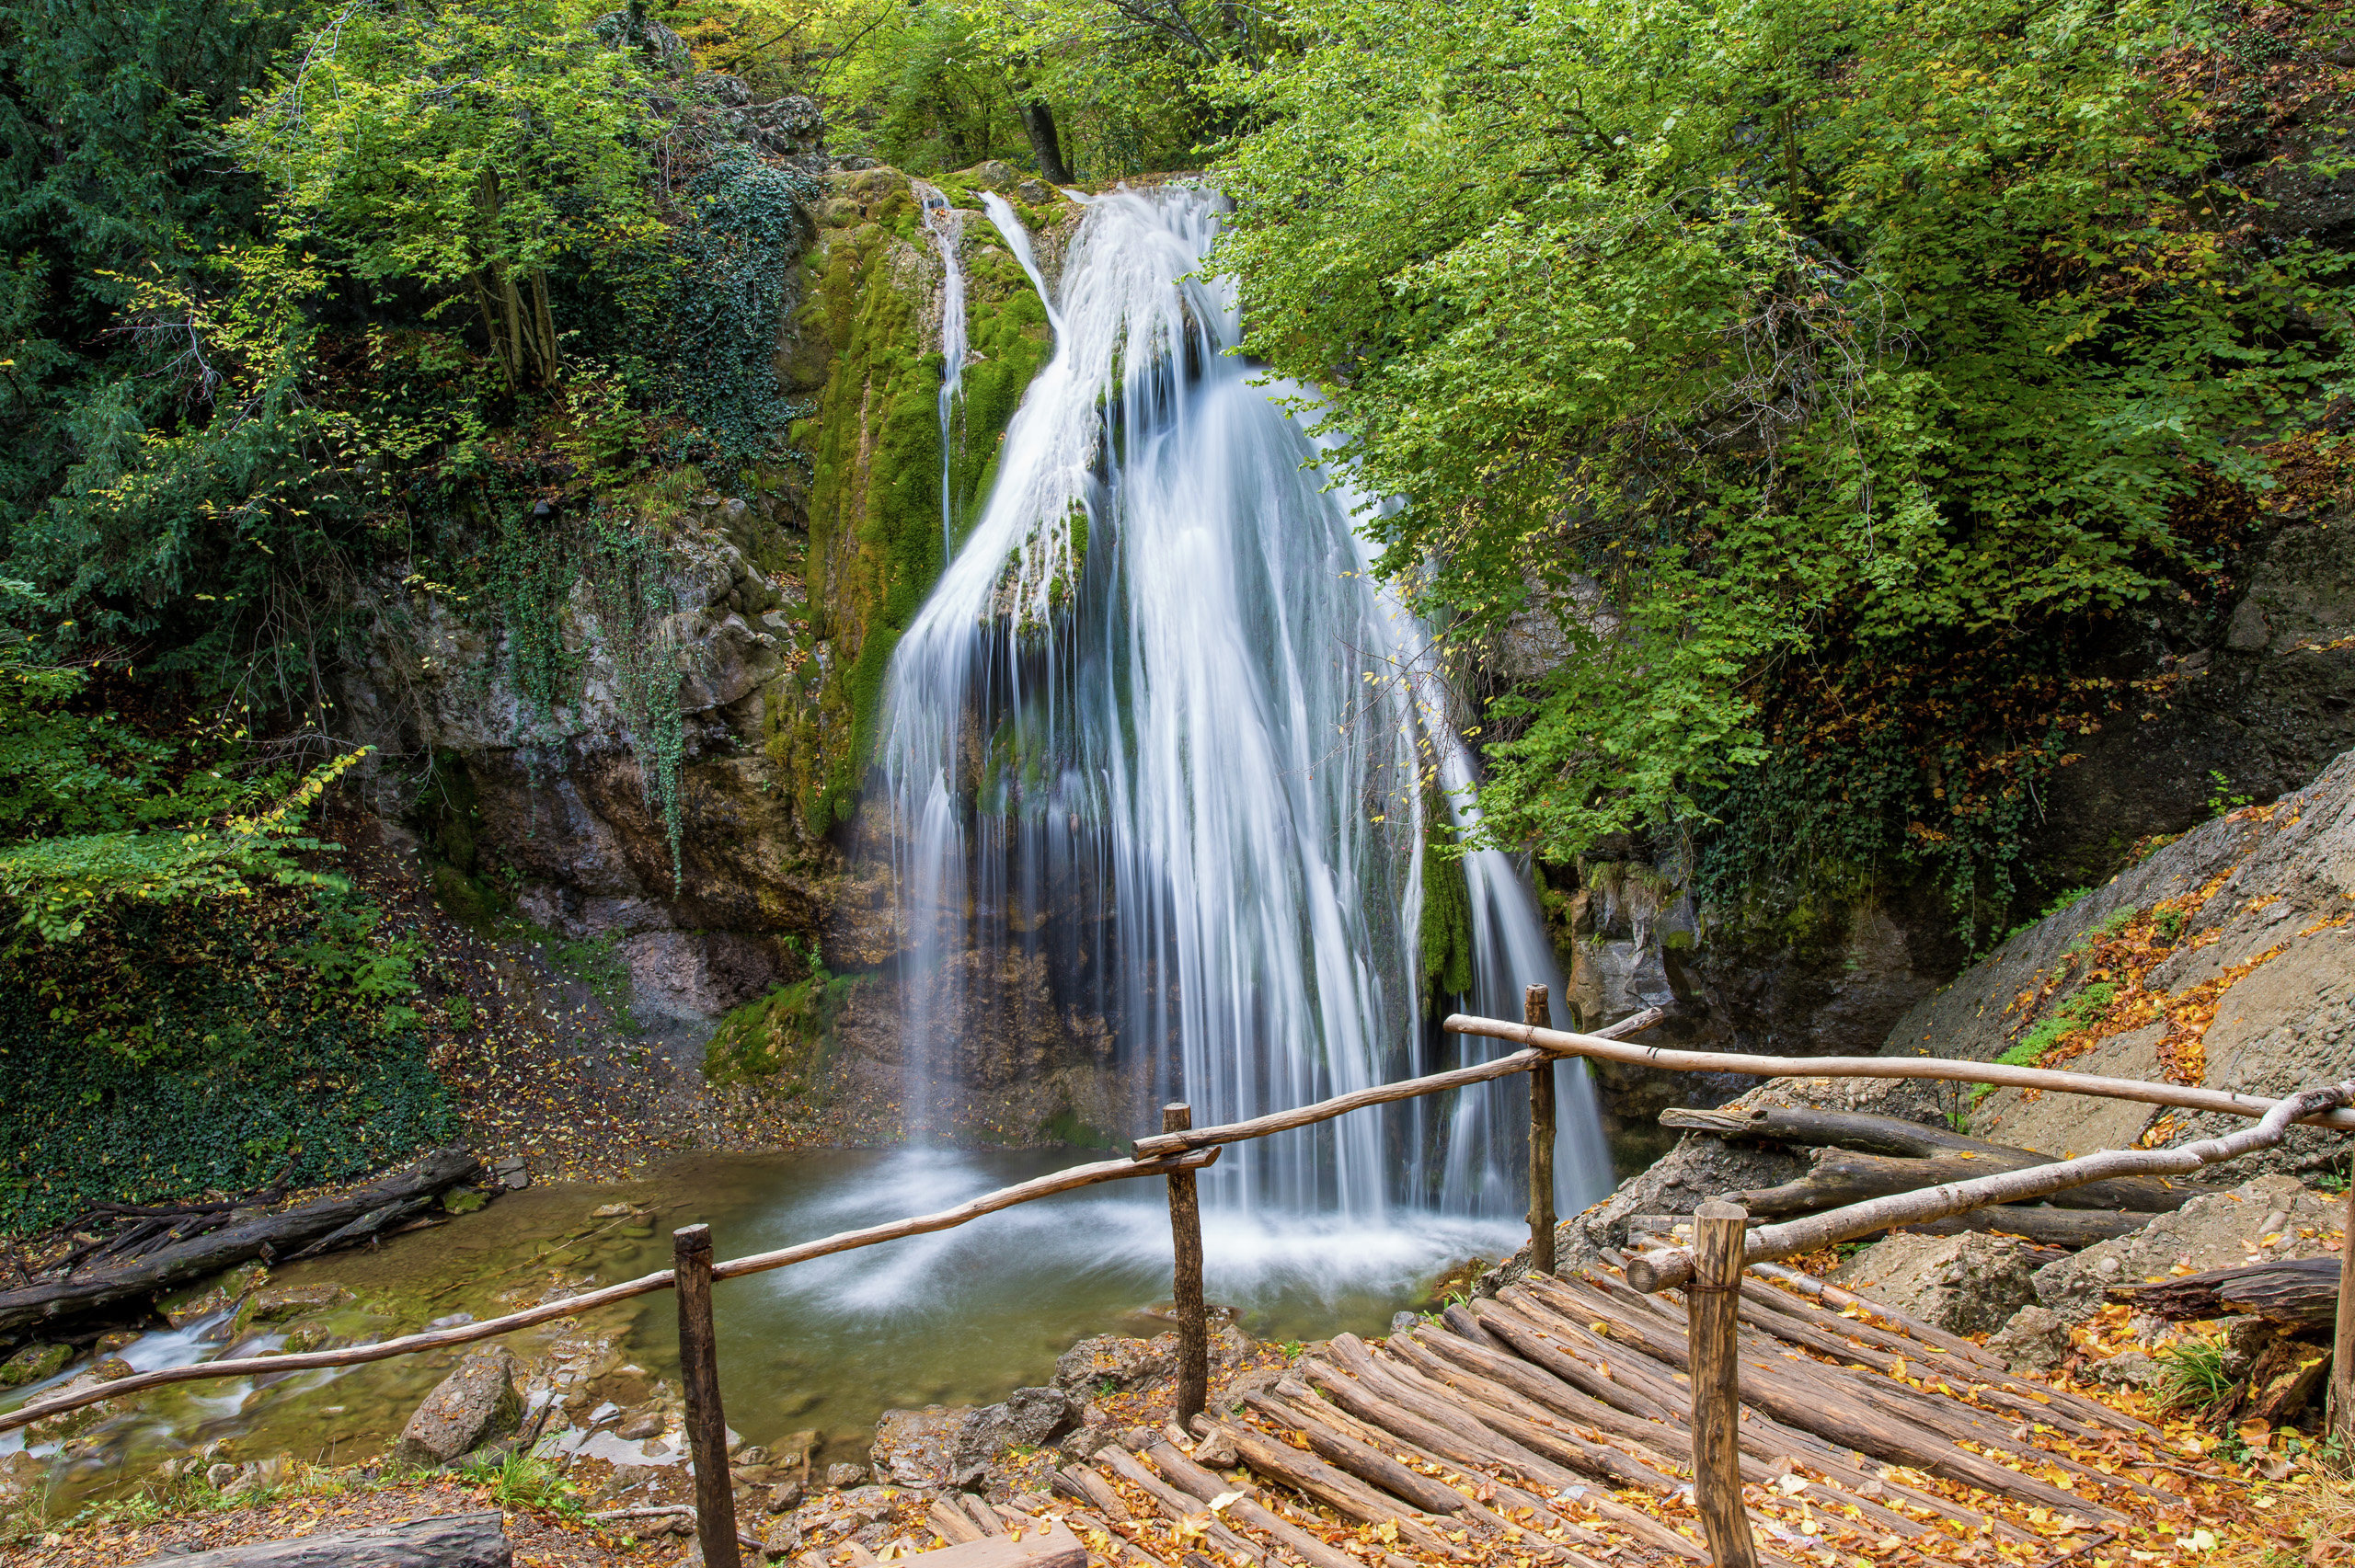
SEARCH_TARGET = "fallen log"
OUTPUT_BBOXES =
[1502,1276,2116,1522]
[1730,1146,2207,1218]
[1200,1414,1465,1562]
[1097,1442,1273,1566]
[1663,1106,2219,1209]
[131,1511,508,1568]
[2108,1256,2338,1329]
[1629,1204,2146,1249]
[0,1147,483,1336]
[1626,1079,2355,1296]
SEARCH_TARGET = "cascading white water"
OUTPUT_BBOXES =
[914,183,970,560]
[877,185,1610,1221]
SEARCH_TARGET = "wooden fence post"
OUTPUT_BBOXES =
[1164,1103,1210,1426]
[2334,1175,2355,1449]
[675,1224,742,1568]
[1689,1199,1759,1568]
[1526,984,1557,1277]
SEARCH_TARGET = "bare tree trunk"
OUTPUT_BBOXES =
[1020,100,1073,184]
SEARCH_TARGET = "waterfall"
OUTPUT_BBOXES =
[914,182,969,560]
[875,184,1608,1222]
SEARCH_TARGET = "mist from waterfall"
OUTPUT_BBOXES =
[875,184,1609,1221]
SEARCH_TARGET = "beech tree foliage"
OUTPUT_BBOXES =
[1211,0,2355,919]
[232,0,661,388]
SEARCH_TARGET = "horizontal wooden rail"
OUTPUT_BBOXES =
[0,1148,1221,1437]
[1443,1013,2355,1133]
[1131,1007,1665,1159]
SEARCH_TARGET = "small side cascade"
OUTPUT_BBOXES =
[914,182,971,561]
[981,191,1062,333]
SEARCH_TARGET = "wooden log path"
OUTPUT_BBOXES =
[796,1263,2207,1568]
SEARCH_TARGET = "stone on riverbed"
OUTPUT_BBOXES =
[389,1345,523,1468]
[247,1283,354,1323]
[1051,1333,1174,1393]
[0,1341,70,1386]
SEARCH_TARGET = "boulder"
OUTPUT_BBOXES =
[825,1462,867,1488]
[2032,1173,2340,1321]
[2088,1350,2162,1391]
[948,1387,1079,1476]
[0,1341,70,1387]
[248,1283,352,1324]
[1984,1305,2073,1373]
[1052,1333,1175,1393]
[1829,1231,2040,1336]
[389,1345,523,1469]
[870,1404,963,1488]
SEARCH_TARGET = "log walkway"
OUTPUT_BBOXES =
[847,1261,2200,1568]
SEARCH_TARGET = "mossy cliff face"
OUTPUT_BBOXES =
[338,161,1075,1145]
[768,164,1068,838]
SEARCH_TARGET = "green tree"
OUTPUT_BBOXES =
[1212,0,2354,921]
[233,0,662,388]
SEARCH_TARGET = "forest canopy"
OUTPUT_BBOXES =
[0,0,2348,950]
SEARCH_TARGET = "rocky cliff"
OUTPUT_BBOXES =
[334,156,1078,1143]
[1559,742,2355,1265]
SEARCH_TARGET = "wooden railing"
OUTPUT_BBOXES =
[7,994,2353,1568]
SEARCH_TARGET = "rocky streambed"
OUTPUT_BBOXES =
[0,1145,1514,1528]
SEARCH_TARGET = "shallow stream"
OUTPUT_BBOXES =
[2,1147,1520,1511]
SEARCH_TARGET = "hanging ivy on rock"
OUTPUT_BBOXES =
[464,504,694,885]
[664,143,824,463]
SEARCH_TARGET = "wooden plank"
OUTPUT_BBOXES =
[128,1512,507,1568]
[2337,1178,2355,1448]
[1145,1439,1370,1568]
[675,1224,742,1568]
[1129,1009,1666,1158]
[909,1520,1087,1568]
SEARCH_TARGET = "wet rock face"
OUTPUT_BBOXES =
[389,1345,523,1469]
[1829,1232,2042,1336]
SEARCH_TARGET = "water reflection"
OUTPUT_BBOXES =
[2,1146,1515,1510]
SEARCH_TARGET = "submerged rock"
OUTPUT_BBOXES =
[390,1345,523,1468]
[0,1341,70,1387]
[248,1283,354,1323]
